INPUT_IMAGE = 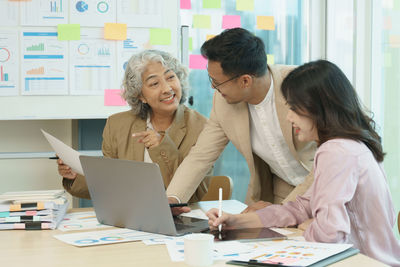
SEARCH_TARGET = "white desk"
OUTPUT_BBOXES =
[0,208,388,267]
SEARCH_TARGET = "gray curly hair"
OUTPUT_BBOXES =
[121,50,189,119]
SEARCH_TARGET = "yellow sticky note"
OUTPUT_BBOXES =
[267,54,274,65]
[150,28,171,45]
[57,24,80,41]
[104,23,127,40]
[236,0,254,11]
[257,16,275,30]
[193,15,211,29]
[206,34,216,40]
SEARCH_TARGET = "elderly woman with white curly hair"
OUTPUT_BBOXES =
[58,50,210,203]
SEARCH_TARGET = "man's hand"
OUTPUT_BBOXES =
[241,201,272,213]
[168,197,190,216]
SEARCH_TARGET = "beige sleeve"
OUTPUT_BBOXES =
[166,98,229,203]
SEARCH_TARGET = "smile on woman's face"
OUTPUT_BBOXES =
[140,61,182,116]
[286,109,319,142]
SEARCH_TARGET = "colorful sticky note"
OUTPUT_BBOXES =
[189,37,193,51]
[267,54,274,65]
[257,16,275,30]
[104,23,127,40]
[104,89,127,106]
[150,28,171,45]
[206,34,216,40]
[384,16,392,30]
[193,15,211,29]
[236,0,254,11]
[180,0,191,9]
[203,0,221,8]
[384,52,392,67]
[57,24,80,41]
[389,35,400,47]
[189,55,207,69]
[222,15,241,29]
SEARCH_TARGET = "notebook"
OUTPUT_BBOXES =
[79,155,210,236]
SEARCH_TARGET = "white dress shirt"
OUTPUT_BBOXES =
[248,78,308,186]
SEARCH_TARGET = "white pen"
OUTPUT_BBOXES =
[218,187,222,232]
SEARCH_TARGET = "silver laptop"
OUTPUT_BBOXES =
[79,155,209,236]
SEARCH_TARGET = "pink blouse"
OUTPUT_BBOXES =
[256,139,400,266]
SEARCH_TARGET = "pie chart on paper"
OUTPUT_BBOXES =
[76,1,88,13]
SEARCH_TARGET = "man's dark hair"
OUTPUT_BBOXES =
[201,28,267,77]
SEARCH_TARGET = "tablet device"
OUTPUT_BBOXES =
[209,227,287,242]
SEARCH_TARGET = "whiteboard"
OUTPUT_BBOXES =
[0,0,179,120]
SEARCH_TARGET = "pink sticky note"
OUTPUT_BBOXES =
[222,15,241,29]
[189,55,207,69]
[104,89,127,106]
[180,0,191,9]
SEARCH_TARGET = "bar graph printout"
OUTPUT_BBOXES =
[0,30,18,96]
[21,0,68,26]
[70,28,117,95]
[21,29,68,95]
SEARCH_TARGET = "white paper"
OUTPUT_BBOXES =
[270,227,294,236]
[21,0,68,26]
[180,209,208,220]
[41,129,84,175]
[69,28,117,95]
[0,30,19,96]
[0,0,18,26]
[233,240,353,266]
[21,28,68,95]
[198,200,248,214]
[54,228,166,247]
[57,211,112,232]
[70,0,116,27]
[116,0,164,27]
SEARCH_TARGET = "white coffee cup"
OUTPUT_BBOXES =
[184,233,214,266]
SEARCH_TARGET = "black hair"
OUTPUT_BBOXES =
[200,28,267,77]
[281,60,385,162]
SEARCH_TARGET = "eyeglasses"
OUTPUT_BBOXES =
[208,74,240,90]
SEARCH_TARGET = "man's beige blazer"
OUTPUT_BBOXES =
[63,105,209,202]
[167,65,316,204]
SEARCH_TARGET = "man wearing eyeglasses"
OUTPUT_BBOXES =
[167,28,316,213]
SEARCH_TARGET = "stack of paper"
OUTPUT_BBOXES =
[0,190,69,230]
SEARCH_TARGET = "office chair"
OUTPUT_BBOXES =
[201,176,233,201]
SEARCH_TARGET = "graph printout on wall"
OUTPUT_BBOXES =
[0,0,178,120]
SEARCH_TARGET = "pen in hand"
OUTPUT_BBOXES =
[218,187,222,233]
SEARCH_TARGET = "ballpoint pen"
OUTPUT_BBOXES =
[218,187,222,233]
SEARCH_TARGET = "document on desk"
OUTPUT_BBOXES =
[57,211,112,232]
[41,129,84,175]
[230,240,354,266]
[54,228,166,247]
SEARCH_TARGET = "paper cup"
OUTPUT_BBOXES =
[184,233,214,266]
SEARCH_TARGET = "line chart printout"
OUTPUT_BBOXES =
[0,30,18,96]
[21,0,68,26]
[116,0,164,28]
[21,29,68,95]
[70,28,117,95]
[70,0,116,27]
[0,0,18,26]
